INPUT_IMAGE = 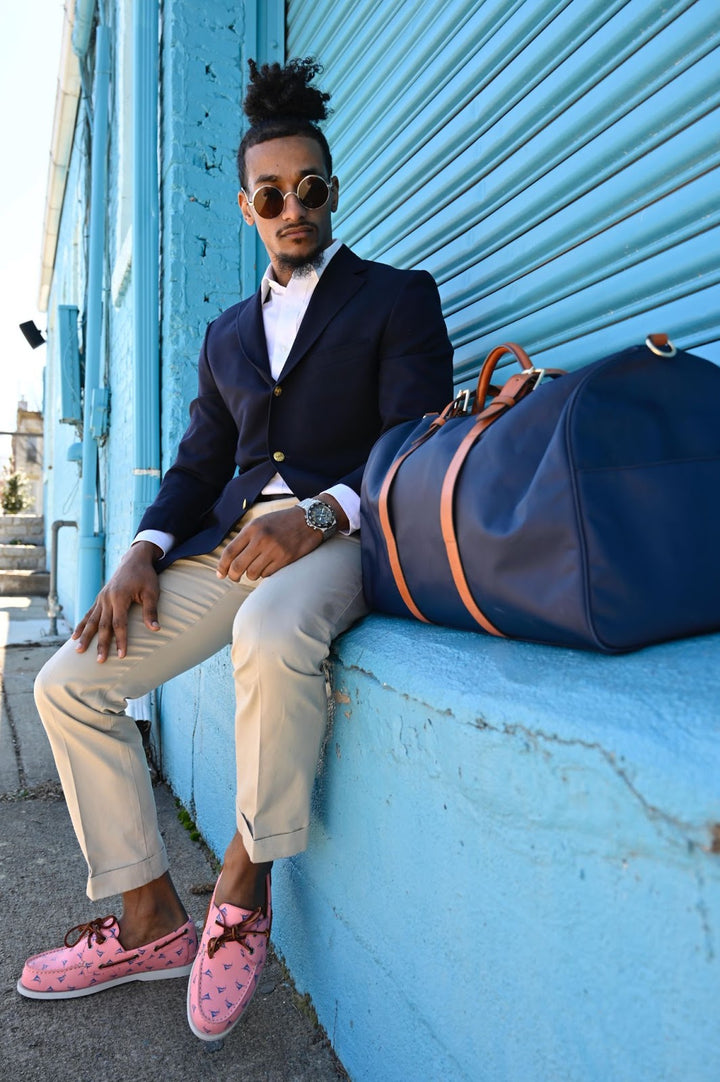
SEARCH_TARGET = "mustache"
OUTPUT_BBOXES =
[277,222,317,237]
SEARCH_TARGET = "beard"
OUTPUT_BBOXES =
[275,242,325,278]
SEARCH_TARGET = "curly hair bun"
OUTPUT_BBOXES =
[243,57,331,126]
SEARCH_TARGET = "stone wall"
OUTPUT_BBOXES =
[0,514,48,595]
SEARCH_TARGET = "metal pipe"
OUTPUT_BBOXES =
[48,520,78,636]
[132,0,161,523]
[76,24,109,618]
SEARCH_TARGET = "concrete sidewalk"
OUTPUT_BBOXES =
[0,597,347,1082]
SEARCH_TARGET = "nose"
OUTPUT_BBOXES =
[281,192,306,219]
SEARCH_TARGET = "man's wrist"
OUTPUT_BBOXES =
[128,539,163,563]
[297,496,343,540]
[318,484,359,534]
[132,529,174,557]
[317,493,349,532]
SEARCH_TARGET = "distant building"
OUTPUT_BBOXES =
[11,400,43,514]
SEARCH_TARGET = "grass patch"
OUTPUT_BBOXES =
[176,800,202,842]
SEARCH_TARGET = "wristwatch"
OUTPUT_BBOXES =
[297,498,338,541]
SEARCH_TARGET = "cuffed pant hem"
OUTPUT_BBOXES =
[238,817,309,864]
[86,845,169,902]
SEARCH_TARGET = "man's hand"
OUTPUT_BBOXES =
[216,495,348,583]
[72,541,163,662]
[216,506,321,582]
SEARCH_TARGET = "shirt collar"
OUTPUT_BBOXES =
[261,239,343,301]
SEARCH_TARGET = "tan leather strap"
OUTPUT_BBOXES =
[439,367,550,635]
[377,414,452,622]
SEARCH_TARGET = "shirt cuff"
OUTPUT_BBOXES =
[323,483,361,534]
[132,529,175,558]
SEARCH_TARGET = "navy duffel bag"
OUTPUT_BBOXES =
[360,335,720,653]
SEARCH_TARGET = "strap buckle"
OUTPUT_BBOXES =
[447,388,473,416]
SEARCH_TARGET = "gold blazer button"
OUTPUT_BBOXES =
[272,451,285,463]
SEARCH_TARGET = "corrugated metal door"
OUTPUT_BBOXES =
[287,0,720,379]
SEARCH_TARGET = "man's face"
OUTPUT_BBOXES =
[239,135,339,286]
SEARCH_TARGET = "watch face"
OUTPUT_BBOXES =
[308,501,336,530]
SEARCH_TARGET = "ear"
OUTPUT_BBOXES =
[238,190,255,227]
[330,176,340,212]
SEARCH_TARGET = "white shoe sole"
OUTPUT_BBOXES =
[17,961,194,1000]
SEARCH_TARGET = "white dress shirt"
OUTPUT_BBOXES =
[135,239,360,557]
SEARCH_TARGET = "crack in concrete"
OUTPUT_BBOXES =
[337,660,715,848]
[494,717,699,837]
[1,678,26,791]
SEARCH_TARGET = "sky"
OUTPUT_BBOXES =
[0,1,66,469]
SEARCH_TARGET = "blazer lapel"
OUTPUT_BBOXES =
[279,245,366,380]
[235,289,273,386]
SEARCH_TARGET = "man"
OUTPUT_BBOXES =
[18,58,453,1040]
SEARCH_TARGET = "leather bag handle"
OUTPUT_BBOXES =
[475,342,565,412]
[475,343,534,408]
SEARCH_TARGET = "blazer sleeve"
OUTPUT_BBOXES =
[334,269,454,495]
[377,269,454,432]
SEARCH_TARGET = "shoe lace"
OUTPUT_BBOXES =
[207,908,269,960]
[64,915,118,949]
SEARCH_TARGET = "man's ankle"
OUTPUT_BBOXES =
[117,909,187,951]
[119,873,188,948]
[215,862,270,911]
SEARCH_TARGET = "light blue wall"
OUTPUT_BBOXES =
[43,1,138,622]
[154,0,247,820]
[288,0,720,384]
[43,0,249,624]
[43,103,89,622]
[158,0,246,462]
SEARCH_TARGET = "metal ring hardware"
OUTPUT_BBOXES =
[645,333,677,357]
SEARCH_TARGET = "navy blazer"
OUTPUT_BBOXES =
[139,245,454,568]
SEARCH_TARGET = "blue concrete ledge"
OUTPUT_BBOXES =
[267,616,720,1082]
[157,614,720,1080]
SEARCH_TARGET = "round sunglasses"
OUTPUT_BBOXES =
[243,175,333,219]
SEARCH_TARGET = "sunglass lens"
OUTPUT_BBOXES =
[298,176,330,209]
[253,186,284,219]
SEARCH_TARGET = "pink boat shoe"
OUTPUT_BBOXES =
[17,914,198,1000]
[187,874,272,1041]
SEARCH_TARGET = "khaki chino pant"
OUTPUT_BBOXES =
[34,500,367,900]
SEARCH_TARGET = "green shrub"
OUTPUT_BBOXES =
[1,470,30,514]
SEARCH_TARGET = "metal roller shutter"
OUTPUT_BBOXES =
[287,0,720,379]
